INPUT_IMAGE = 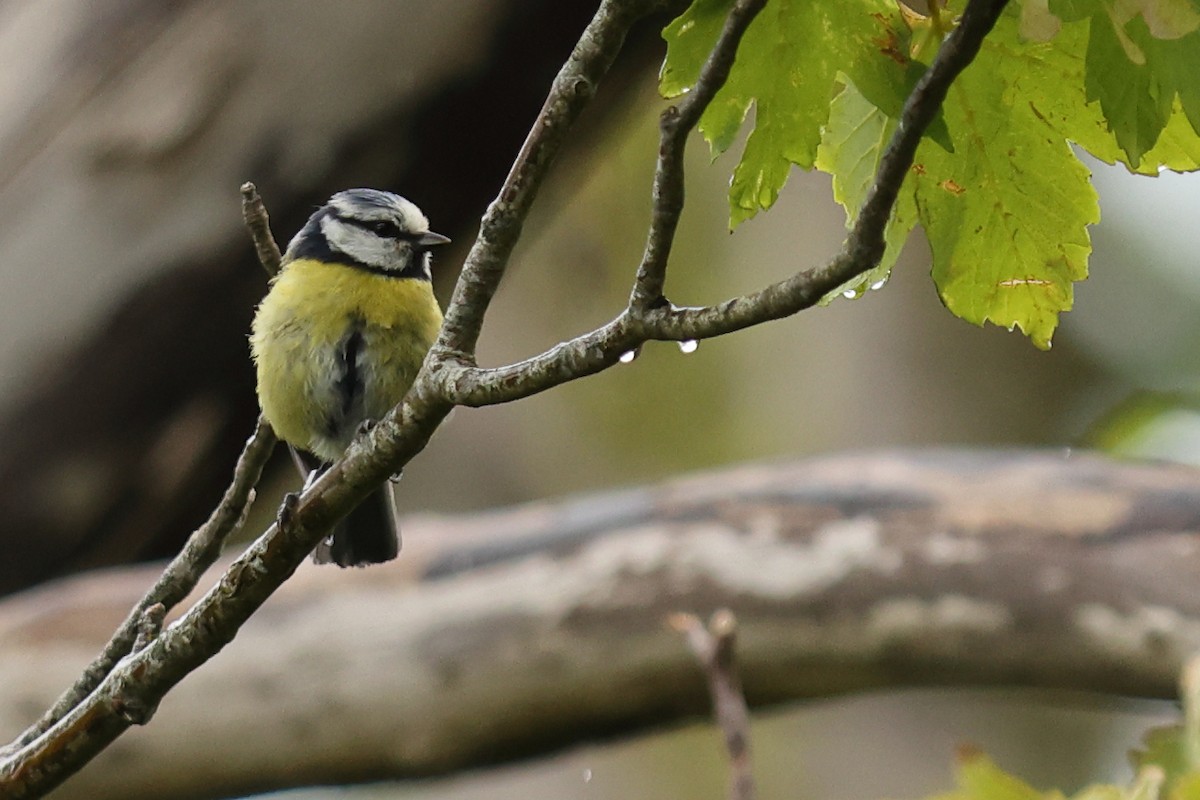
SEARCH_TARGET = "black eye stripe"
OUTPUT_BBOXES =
[368,219,402,238]
[335,214,414,241]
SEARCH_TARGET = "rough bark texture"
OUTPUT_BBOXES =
[1,449,1198,800]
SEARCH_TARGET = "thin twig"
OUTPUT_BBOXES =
[672,610,757,800]
[131,603,167,653]
[438,0,1011,408]
[4,416,275,756]
[630,0,767,313]
[433,0,667,363]
[3,183,281,769]
[435,0,766,405]
[642,0,1011,340]
[241,182,283,276]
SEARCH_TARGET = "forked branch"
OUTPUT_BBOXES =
[437,0,1010,407]
[0,0,1011,795]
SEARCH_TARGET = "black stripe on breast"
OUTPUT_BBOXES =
[327,323,365,437]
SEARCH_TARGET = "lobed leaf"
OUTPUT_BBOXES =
[660,0,1200,348]
[814,82,918,300]
[661,0,932,226]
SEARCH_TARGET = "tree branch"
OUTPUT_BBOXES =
[0,1,1014,795]
[673,610,757,800]
[1,416,275,760]
[433,0,668,361]
[4,449,1199,800]
[629,0,767,313]
[240,182,283,277]
[436,0,1010,408]
[640,0,1010,341]
[0,185,284,784]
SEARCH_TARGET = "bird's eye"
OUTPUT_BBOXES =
[368,220,401,238]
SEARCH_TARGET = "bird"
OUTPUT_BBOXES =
[250,188,448,566]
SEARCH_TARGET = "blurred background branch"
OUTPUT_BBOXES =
[3,449,1199,799]
[673,609,758,800]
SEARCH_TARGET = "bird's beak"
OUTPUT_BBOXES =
[416,231,451,250]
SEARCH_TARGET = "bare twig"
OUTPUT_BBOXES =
[672,610,756,800]
[630,0,767,313]
[640,0,1011,341]
[131,603,167,653]
[436,0,1011,408]
[241,182,283,277]
[434,0,668,361]
[4,416,275,757]
[1,185,280,778]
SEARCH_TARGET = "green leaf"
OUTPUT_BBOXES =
[940,749,1139,800]
[661,0,935,227]
[1084,9,1176,167]
[1050,0,1100,23]
[847,29,955,152]
[660,0,733,100]
[1137,22,1200,134]
[1050,0,1200,35]
[1111,0,1200,39]
[811,9,1099,345]
[1142,102,1200,171]
[1045,0,1200,167]
[1000,5,1200,173]
[721,1,900,226]
[1133,655,1200,795]
[1172,772,1200,800]
[913,46,1099,349]
[814,82,918,300]
[663,0,1200,347]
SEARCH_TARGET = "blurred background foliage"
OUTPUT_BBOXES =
[0,1,1197,798]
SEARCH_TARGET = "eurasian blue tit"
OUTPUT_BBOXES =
[250,188,448,566]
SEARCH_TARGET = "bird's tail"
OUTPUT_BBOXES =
[312,485,400,567]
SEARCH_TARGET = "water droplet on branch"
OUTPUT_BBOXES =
[678,339,699,354]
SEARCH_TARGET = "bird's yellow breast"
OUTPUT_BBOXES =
[250,258,443,461]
